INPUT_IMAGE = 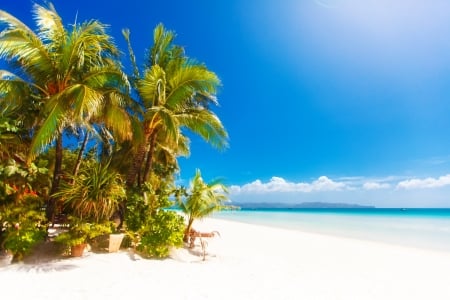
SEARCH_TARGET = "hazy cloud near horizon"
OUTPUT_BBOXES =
[396,175,450,190]
[229,174,450,207]
[231,174,450,194]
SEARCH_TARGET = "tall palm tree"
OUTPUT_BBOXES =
[123,24,228,187]
[177,169,229,242]
[0,3,131,219]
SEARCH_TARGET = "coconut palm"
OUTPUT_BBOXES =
[123,24,228,187]
[0,3,131,219]
[177,169,229,242]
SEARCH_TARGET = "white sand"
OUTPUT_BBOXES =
[1,218,450,300]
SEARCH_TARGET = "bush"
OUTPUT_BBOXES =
[125,185,185,258]
[136,210,184,258]
[54,217,113,247]
[0,198,47,262]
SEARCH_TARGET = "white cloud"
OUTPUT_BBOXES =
[227,173,450,207]
[230,176,347,194]
[229,173,450,198]
[397,174,450,190]
[363,182,391,190]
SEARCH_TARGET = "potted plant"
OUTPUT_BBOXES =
[53,160,126,255]
[55,218,113,256]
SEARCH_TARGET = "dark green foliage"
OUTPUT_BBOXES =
[137,210,184,258]
[124,187,150,232]
[0,151,49,262]
[55,160,125,223]
[0,116,24,161]
[0,158,50,204]
[0,197,47,262]
[54,217,113,247]
[125,183,185,258]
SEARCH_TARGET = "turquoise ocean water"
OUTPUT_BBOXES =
[214,208,450,253]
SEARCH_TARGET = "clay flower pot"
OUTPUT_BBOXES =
[70,243,87,257]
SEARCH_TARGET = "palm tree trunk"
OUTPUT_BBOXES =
[184,217,195,243]
[47,133,63,221]
[126,126,153,187]
[142,131,158,183]
[126,142,147,187]
[121,132,149,229]
[72,131,89,177]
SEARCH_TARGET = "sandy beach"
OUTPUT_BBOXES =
[1,218,450,300]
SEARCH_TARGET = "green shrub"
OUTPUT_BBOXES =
[125,182,186,258]
[3,225,46,262]
[136,210,184,258]
[54,217,113,247]
[124,187,150,232]
[0,198,47,262]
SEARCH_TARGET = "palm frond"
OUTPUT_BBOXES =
[166,64,220,109]
[82,67,130,93]
[145,106,179,141]
[0,71,33,110]
[29,98,66,157]
[0,30,54,85]
[138,64,166,107]
[102,98,133,141]
[122,28,140,81]
[0,8,59,82]
[64,84,103,121]
[33,3,64,46]
[127,116,142,146]
[0,69,47,94]
[156,129,190,157]
[0,9,34,33]
[150,23,176,67]
[177,108,228,149]
[153,143,179,168]
[63,19,118,75]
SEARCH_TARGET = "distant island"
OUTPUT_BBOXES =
[232,202,375,209]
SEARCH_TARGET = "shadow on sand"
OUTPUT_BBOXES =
[1,241,78,273]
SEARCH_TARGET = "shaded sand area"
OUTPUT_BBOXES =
[1,218,450,299]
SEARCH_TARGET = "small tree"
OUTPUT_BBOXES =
[54,160,125,223]
[177,169,229,242]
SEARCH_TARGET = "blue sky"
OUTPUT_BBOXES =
[3,0,450,207]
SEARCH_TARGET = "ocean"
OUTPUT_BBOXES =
[214,208,450,252]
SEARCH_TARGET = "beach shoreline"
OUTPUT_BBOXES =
[1,217,450,299]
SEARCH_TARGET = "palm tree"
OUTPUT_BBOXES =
[71,88,137,178]
[177,169,229,242]
[0,3,131,219]
[123,24,228,188]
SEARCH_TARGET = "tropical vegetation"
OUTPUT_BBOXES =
[0,3,229,261]
[177,169,230,242]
